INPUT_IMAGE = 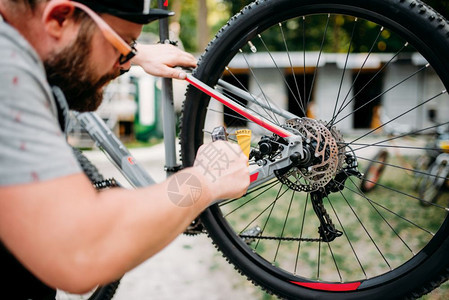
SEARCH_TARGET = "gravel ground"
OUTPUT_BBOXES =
[113,235,263,300]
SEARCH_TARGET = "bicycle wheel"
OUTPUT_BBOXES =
[419,154,449,206]
[360,149,389,193]
[55,148,120,300]
[181,0,449,298]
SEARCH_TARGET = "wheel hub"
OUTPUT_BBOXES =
[276,118,344,192]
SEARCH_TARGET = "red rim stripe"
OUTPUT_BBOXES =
[290,281,362,292]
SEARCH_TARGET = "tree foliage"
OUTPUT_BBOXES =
[144,0,449,54]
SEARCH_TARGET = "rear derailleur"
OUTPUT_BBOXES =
[309,154,360,242]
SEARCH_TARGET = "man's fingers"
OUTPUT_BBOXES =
[177,71,188,80]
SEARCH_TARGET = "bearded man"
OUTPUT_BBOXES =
[0,1,249,299]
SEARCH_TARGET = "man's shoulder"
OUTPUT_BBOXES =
[0,22,53,109]
[0,21,42,72]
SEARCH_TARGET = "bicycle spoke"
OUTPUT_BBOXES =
[348,89,447,146]
[220,68,292,124]
[331,26,385,125]
[274,190,295,261]
[326,242,343,282]
[352,143,440,152]
[301,16,307,109]
[317,240,322,279]
[346,176,415,254]
[355,172,447,210]
[254,186,285,250]
[335,63,433,129]
[326,195,368,279]
[258,24,306,117]
[219,180,280,208]
[357,155,445,181]
[294,193,309,274]
[238,50,281,125]
[280,22,306,116]
[206,107,253,124]
[239,184,288,234]
[336,175,443,231]
[343,121,449,153]
[309,14,331,106]
[330,18,358,126]
[339,189,392,270]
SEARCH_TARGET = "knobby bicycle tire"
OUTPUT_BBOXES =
[55,148,120,300]
[181,0,449,299]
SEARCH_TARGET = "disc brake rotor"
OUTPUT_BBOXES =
[278,118,344,192]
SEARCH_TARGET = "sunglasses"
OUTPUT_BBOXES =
[44,0,137,65]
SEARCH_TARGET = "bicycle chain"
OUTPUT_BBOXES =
[237,196,337,243]
[93,178,118,190]
[184,218,206,235]
[90,180,339,243]
[239,234,322,242]
[237,194,340,243]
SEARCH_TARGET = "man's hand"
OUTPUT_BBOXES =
[132,44,197,79]
[193,141,250,202]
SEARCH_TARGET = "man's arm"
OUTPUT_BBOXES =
[132,43,197,79]
[0,141,249,294]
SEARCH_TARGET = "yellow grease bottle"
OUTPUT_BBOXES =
[235,129,252,159]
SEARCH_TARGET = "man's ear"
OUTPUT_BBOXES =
[42,1,76,39]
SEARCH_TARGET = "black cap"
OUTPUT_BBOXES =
[74,0,174,24]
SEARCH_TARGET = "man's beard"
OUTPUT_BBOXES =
[44,25,120,112]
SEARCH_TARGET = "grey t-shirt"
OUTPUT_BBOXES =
[0,19,81,185]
